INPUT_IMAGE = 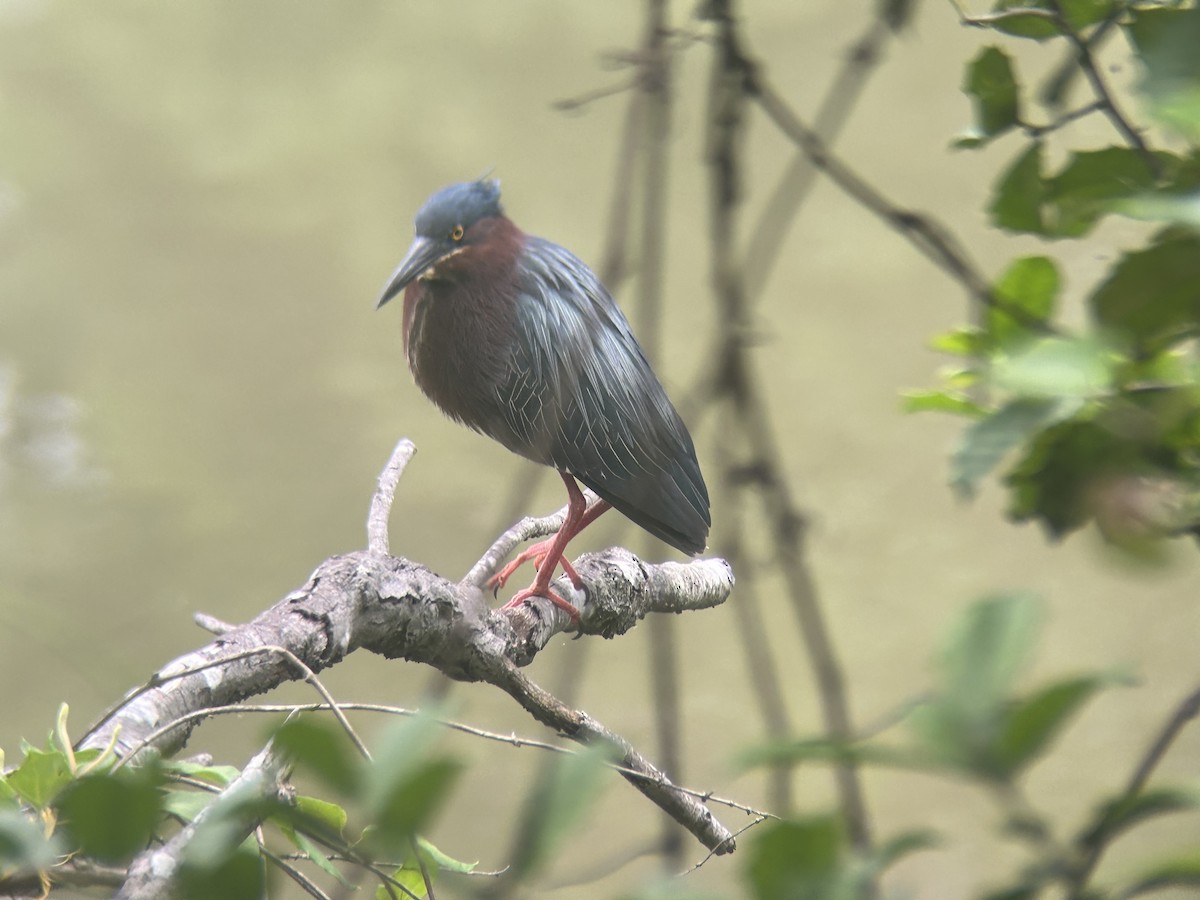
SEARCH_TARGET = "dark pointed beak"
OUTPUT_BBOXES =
[376,236,445,309]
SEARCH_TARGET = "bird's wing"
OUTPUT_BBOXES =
[483,237,710,555]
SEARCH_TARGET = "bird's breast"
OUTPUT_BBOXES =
[402,276,519,434]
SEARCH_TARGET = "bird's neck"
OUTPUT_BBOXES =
[402,217,525,356]
[402,220,526,426]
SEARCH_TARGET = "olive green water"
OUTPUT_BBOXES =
[2,3,1199,897]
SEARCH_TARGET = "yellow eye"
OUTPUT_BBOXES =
[450,224,465,241]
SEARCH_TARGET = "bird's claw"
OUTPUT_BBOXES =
[488,538,559,594]
[501,586,581,625]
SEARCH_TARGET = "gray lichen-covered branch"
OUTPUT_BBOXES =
[73,439,736,896]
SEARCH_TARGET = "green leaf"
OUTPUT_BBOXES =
[1079,785,1200,850]
[377,865,429,900]
[293,795,347,838]
[1058,0,1115,30]
[1044,148,1163,237]
[56,769,165,863]
[987,11,1059,40]
[178,838,264,900]
[7,746,73,809]
[0,807,61,873]
[901,389,986,417]
[273,717,363,796]
[990,337,1111,398]
[940,594,1042,721]
[929,326,988,357]
[415,836,477,874]
[1005,418,1127,537]
[867,828,940,875]
[367,711,444,790]
[1121,850,1200,896]
[367,758,462,856]
[164,760,242,789]
[510,743,613,879]
[1126,6,1200,141]
[1090,231,1200,353]
[740,737,938,773]
[990,142,1046,233]
[163,789,215,823]
[1114,191,1200,230]
[178,778,287,875]
[978,887,1041,900]
[745,816,853,900]
[994,675,1110,777]
[278,820,353,888]
[951,398,1076,498]
[962,47,1020,144]
[72,748,112,776]
[343,713,461,856]
[986,0,1115,39]
[0,774,16,806]
[905,595,1047,780]
[988,256,1059,345]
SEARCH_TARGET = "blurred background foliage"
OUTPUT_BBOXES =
[4,0,1200,897]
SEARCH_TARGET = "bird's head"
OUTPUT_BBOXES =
[376,179,506,308]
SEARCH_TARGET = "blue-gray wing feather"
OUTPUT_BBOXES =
[480,237,710,554]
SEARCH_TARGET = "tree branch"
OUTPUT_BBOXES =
[116,744,291,900]
[1043,0,1160,177]
[75,439,736,866]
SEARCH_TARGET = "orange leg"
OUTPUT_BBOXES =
[489,478,611,592]
[497,473,611,619]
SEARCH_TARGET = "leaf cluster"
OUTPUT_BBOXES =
[741,595,1200,899]
[0,709,479,899]
[914,1,1200,554]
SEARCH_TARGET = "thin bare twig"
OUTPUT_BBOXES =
[261,844,332,900]
[1018,100,1105,138]
[1044,0,1160,177]
[554,77,639,112]
[368,438,417,556]
[102,644,370,765]
[1069,682,1200,893]
[679,814,770,876]
[120,697,776,819]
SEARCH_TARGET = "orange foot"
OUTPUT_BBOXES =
[501,585,581,623]
[488,539,583,595]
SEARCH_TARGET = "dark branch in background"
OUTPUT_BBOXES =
[1017,99,1105,139]
[727,32,1056,335]
[486,9,702,887]
[741,10,897,305]
[70,439,735,898]
[700,0,875,858]
[714,1,905,818]
[1068,681,1200,894]
[748,73,1003,316]
[1043,0,1161,178]
[634,0,689,868]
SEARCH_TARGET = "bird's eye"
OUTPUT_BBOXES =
[450,224,465,241]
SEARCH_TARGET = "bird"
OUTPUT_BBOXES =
[376,178,709,619]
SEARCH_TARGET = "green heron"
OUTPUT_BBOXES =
[376,179,709,618]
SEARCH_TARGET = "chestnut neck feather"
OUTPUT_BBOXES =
[402,216,525,430]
